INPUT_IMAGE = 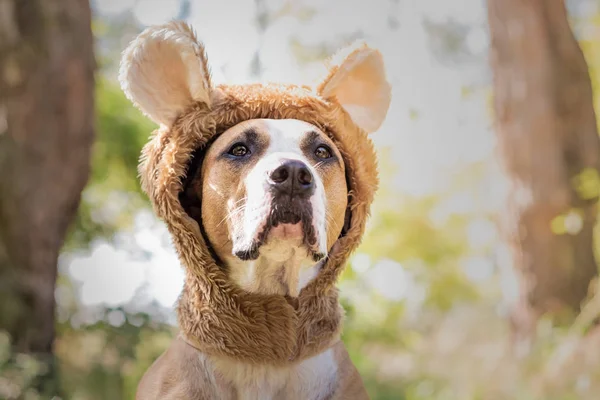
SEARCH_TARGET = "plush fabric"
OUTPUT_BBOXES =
[120,21,389,367]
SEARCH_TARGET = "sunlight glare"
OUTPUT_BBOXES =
[133,0,181,26]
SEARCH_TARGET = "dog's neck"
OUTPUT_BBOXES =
[226,238,320,297]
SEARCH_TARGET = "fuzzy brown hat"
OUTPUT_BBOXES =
[119,21,391,366]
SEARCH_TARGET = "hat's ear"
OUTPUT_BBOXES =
[119,21,212,126]
[318,43,391,133]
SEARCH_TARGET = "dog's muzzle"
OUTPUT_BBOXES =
[233,159,324,262]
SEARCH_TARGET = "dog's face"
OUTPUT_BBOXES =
[197,118,347,268]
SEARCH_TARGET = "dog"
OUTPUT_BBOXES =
[138,118,363,399]
[119,21,391,400]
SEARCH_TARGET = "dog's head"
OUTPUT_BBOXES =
[120,21,390,292]
[183,118,347,267]
[119,21,391,362]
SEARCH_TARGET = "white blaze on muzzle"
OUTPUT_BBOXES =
[240,119,329,259]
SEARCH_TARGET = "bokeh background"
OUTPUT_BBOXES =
[4,0,600,399]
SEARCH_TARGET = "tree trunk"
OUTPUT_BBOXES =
[488,0,600,339]
[0,0,94,395]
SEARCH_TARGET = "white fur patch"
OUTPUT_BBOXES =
[208,349,338,400]
[245,119,329,255]
[230,119,330,296]
[288,349,338,399]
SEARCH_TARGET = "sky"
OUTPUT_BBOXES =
[71,0,497,311]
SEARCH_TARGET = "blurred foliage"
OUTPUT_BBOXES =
[54,308,175,400]
[5,1,600,400]
[66,80,155,251]
[0,332,45,400]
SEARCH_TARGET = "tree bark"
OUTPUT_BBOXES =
[488,0,600,339]
[0,0,94,395]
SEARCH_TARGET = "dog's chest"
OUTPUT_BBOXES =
[210,349,338,400]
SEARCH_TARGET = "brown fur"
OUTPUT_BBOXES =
[196,119,348,267]
[136,336,368,399]
[120,21,391,399]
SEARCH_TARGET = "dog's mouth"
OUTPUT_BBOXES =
[272,210,302,226]
[233,198,325,262]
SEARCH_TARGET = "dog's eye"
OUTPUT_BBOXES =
[228,143,250,157]
[314,145,332,159]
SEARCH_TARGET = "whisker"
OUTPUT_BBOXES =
[324,210,343,234]
[216,204,247,228]
[312,161,325,170]
[230,197,247,207]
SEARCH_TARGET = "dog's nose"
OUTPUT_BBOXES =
[269,160,315,198]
